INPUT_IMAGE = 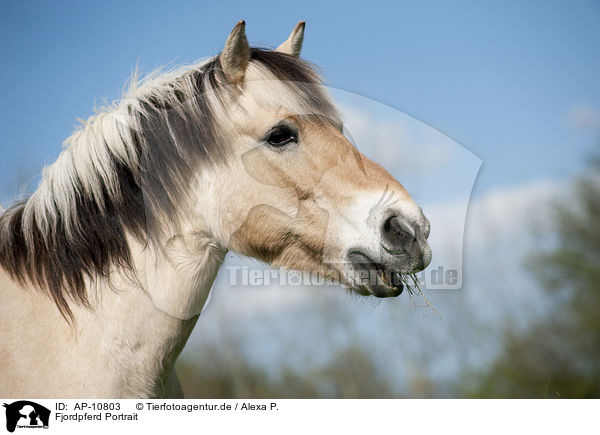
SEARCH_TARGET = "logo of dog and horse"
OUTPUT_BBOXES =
[3,402,50,432]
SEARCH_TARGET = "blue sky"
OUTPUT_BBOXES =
[1,0,599,201]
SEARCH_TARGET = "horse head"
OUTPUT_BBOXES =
[190,21,431,299]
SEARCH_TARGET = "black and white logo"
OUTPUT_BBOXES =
[3,401,50,433]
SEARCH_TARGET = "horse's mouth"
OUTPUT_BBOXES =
[347,251,404,298]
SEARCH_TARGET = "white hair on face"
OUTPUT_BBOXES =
[0,48,339,320]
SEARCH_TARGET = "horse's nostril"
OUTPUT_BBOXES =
[382,215,417,252]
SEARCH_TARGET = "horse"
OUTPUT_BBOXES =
[0,21,431,398]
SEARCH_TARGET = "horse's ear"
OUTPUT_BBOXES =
[276,21,305,57]
[220,20,250,84]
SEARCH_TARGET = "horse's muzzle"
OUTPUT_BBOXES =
[345,212,431,298]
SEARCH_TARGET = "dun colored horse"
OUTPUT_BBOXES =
[0,21,431,398]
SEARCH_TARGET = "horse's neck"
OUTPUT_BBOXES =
[0,233,224,398]
[75,234,224,397]
[79,268,201,398]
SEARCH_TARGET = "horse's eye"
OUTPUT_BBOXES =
[266,126,297,147]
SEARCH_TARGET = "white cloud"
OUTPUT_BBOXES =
[465,178,562,248]
[340,105,453,176]
[566,104,600,130]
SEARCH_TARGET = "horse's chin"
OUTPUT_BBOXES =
[350,282,404,298]
[343,251,408,298]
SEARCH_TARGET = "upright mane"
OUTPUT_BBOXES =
[0,48,337,319]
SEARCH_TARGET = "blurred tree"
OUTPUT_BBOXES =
[176,341,397,398]
[176,293,399,398]
[465,157,600,398]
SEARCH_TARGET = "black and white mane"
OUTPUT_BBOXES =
[0,48,335,319]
